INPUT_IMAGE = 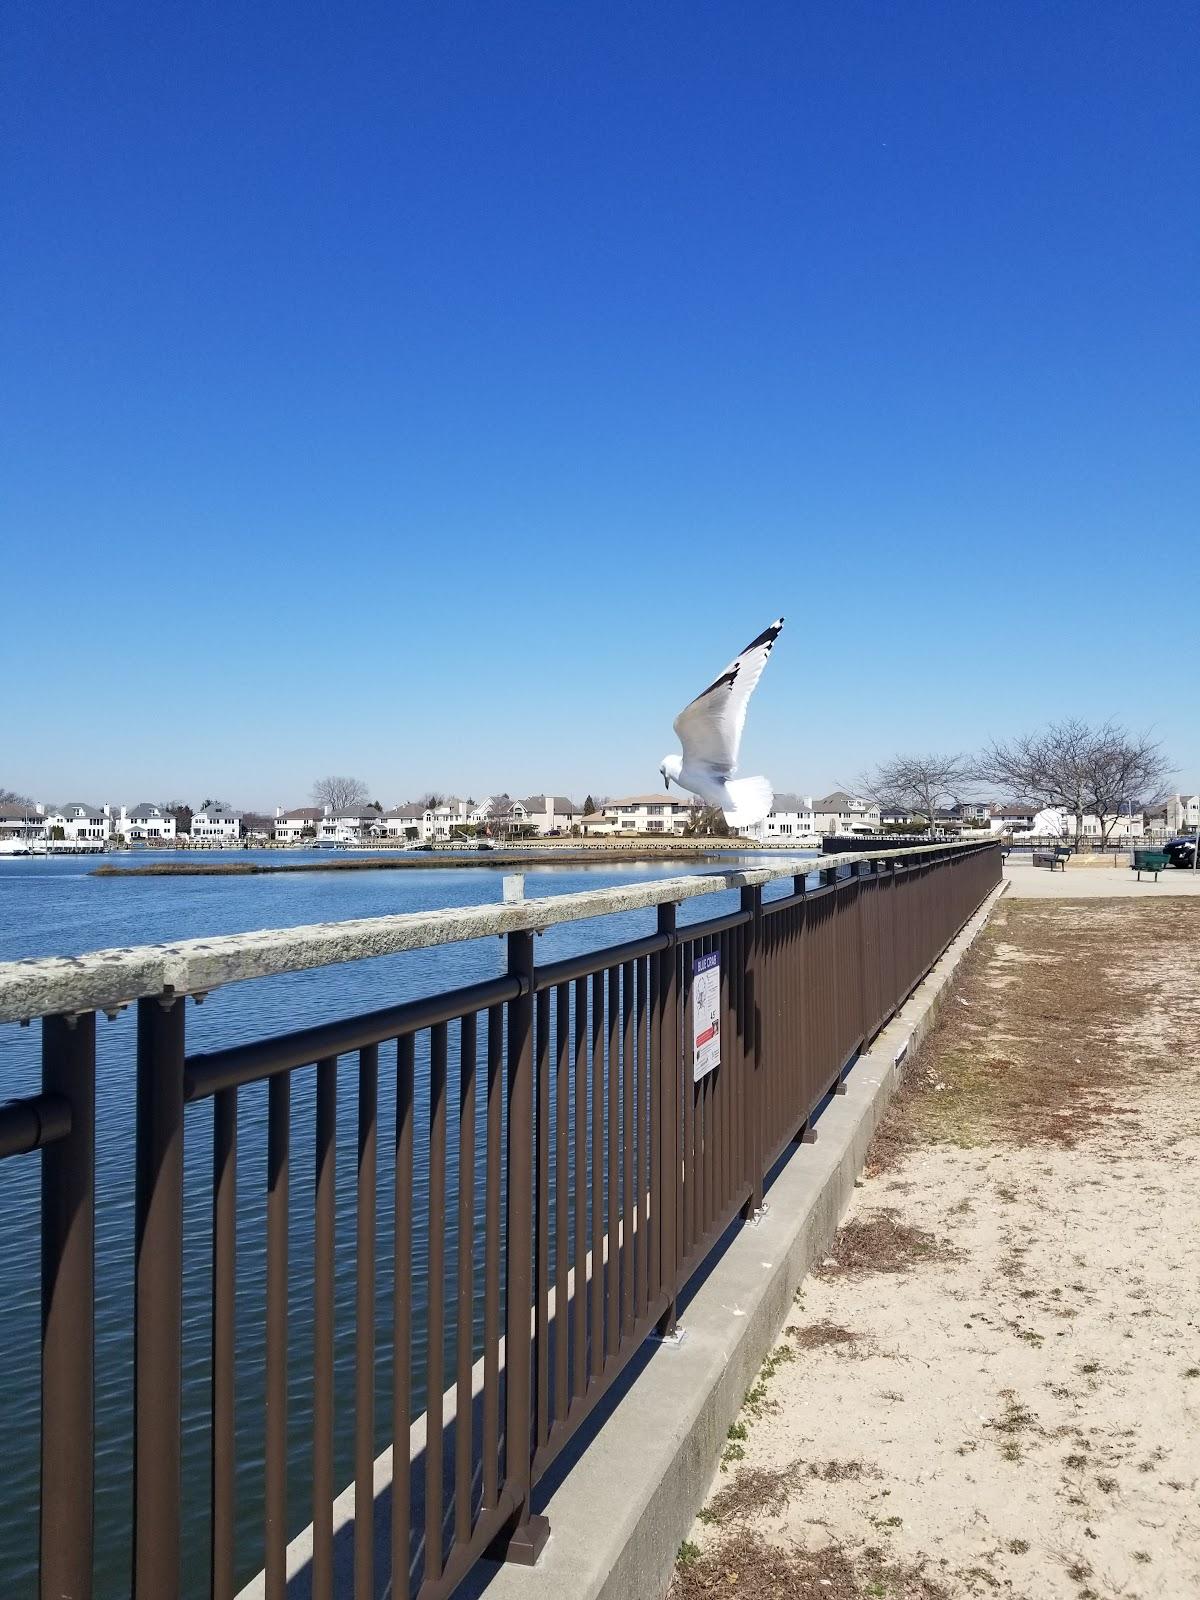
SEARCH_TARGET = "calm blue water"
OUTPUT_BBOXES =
[0,850,812,1597]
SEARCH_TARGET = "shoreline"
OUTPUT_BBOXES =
[90,848,766,877]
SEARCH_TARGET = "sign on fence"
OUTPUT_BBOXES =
[692,951,720,1080]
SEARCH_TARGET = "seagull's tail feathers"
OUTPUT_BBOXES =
[721,775,773,828]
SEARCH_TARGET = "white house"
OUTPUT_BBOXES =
[736,793,818,843]
[519,795,581,835]
[380,799,471,843]
[1030,806,1145,840]
[317,806,384,844]
[811,791,881,835]
[988,803,1038,834]
[54,803,112,843]
[192,804,242,843]
[119,804,176,842]
[0,801,48,842]
[384,803,427,841]
[583,795,700,835]
[1165,794,1200,834]
[273,806,323,843]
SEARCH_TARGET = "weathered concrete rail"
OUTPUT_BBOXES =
[1,841,976,1025]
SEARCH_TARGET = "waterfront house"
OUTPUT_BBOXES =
[585,795,700,835]
[0,801,48,841]
[273,806,323,843]
[988,802,1037,834]
[384,803,426,841]
[1030,806,1146,841]
[55,803,112,843]
[318,806,384,844]
[519,795,582,834]
[192,804,242,843]
[1165,794,1200,834]
[762,793,818,841]
[811,791,882,835]
[577,809,620,837]
[119,804,176,842]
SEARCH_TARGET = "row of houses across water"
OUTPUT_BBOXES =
[4,792,1195,852]
[0,801,241,849]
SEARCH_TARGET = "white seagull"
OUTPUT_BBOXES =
[660,618,784,827]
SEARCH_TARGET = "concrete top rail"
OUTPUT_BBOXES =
[0,840,994,1026]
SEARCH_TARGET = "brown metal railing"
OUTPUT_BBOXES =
[0,840,1000,1600]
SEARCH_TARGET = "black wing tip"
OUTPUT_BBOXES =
[745,618,784,652]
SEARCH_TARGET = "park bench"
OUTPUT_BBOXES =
[1031,848,1069,871]
[1132,848,1170,882]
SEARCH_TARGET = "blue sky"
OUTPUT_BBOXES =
[2,2,1196,808]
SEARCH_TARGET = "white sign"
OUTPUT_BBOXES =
[692,952,720,1080]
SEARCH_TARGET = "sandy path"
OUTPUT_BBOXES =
[673,898,1200,1600]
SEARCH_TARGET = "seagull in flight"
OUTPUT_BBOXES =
[660,618,784,827]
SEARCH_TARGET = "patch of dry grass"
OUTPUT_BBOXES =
[864,899,1200,1168]
[820,1209,954,1276]
[672,1529,949,1599]
[706,1463,804,1522]
[786,1320,861,1350]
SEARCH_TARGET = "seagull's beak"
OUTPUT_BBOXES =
[663,773,670,790]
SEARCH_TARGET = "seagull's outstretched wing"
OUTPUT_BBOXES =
[672,618,784,775]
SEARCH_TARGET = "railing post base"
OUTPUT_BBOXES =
[489,1510,550,1567]
[653,1297,681,1341]
[650,1320,688,1348]
[798,1121,818,1145]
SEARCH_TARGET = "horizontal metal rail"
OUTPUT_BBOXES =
[183,975,520,1101]
[0,1090,71,1158]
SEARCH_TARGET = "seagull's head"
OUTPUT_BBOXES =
[660,754,683,790]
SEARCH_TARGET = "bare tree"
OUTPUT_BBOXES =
[861,752,973,834]
[1082,726,1171,845]
[682,805,733,838]
[0,787,31,805]
[241,811,274,836]
[311,775,369,813]
[977,720,1170,844]
[418,792,444,808]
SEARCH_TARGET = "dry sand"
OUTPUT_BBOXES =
[672,898,1200,1600]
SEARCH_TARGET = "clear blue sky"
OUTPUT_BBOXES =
[3,2,1196,808]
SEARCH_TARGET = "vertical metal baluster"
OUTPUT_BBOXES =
[133,995,185,1600]
[554,984,570,1426]
[741,887,763,1216]
[212,1083,238,1600]
[312,1059,336,1600]
[482,1007,502,1509]
[634,957,649,1321]
[681,947,695,1264]
[589,970,603,1379]
[572,977,588,1402]
[40,1010,95,1600]
[392,1036,415,1599]
[264,1070,290,1600]
[655,904,679,1336]
[500,931,548,1561]
[534,991,550,1452]
[426,1024,448,1583]
[702,937,713,1236]
[620,960,634,1336]
[455,1013,477,1552]
[355,1046,378,1600]
[605,965,619,1359]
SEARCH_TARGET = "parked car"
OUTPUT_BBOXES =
[1164,836,1197,868]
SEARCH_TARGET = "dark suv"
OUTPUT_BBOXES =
[1164,836,1198,868]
